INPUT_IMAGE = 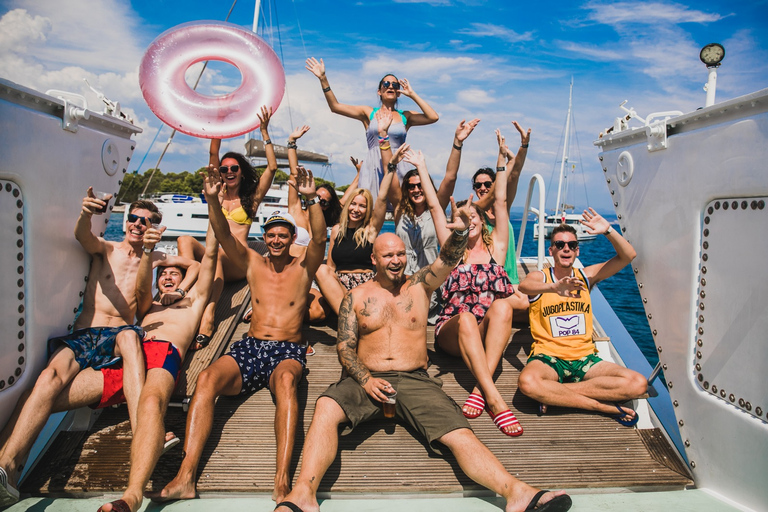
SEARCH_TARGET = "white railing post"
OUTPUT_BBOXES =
[517,174,547,269]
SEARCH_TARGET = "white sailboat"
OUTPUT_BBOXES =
[532,79,596,241]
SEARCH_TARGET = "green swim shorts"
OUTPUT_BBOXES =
[527,353,603,383]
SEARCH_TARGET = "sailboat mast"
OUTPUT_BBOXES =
[554,78,573,219]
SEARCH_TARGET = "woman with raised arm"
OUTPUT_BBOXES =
[177,106,278,349]
[305,56,438,203]
[425,132,524,437]
[470,122,532,316]
[314,113,399,315]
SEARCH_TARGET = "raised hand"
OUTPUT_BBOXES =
[402,148,426,169]
[456,118,480,142]
[350,156,363,172]
[141,218,166,249]
[289,166,317,197]
[512,120,531,147]
[581,207,611,235]
[495,129,506,152]
[305,56,325,78]
[289,125,311,141]
[376,105,393,137]
[391,142,411,165]
[446,194,473,231]
[399,77,413,98]
[202,164,222,201]
[82,186,109,215]
[257,105,273,128]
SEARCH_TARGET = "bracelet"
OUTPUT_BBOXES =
[521,143,529,149]
[379,144,391,151]
[453,143,462,151]
[387,162,397,173]
[378,135,390,142]
[322,86,331,93]
[605,226,612,235]
[142,246,152,255]
[175,288,187,298]
[454,227,469,236]
[496,166,505,172]
[305,196,319,207]
[287,141,297,150]
[264,139,272,145]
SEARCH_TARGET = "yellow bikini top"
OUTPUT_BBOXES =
[221,205,253,226]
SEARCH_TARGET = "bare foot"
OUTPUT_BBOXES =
[147,475,197,503]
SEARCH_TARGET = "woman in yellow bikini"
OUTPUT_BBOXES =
[178,106,278,348]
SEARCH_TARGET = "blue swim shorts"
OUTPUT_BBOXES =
[48,325,144,370]
[226,337,306,395]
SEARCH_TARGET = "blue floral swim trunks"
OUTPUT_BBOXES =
[226,337,307,394]
[48,325,145,370]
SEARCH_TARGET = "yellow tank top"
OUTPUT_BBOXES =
[528,267,595,360]
[222,205,252,226]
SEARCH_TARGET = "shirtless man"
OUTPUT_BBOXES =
[153,166,326,504]
[276,202,572,512]
[87,220,216,512]
[517,209,646,423]
[0,190,195,507]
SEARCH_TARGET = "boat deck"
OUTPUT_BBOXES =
[20,261,692,500]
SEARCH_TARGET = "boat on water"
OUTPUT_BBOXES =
[532,80,595,241]
[1,25,765,511]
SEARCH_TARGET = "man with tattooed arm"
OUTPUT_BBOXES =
[275,199,571,512]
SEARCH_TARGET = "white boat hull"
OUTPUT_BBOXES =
[596,88,768,511]
[0,78,140,430]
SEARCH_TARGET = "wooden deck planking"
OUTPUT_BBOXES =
[23,322,691,497]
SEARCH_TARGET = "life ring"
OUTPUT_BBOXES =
[139,21,285,139]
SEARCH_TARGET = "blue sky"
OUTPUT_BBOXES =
[2,0,767,214]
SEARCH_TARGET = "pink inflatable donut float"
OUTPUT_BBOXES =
[139,21,285,139]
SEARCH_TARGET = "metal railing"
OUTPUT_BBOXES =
[517,173,547,269]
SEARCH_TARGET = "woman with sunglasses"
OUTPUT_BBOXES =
[469,122,532,318]
[177,106,278,349]
[431,133,524,437]
[305,56,438,203]
[314,111,398,316]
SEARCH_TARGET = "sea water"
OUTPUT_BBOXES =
[106,213,655,367]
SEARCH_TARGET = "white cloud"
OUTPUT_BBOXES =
[457,23,535,44]
[556,41,622,62]
[457,88,495,105]
[584,1,726,26]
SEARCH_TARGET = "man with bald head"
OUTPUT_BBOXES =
[276,204,571,512]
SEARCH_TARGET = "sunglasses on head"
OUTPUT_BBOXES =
[406,182,423,191]
[127,213,153,225]
[219,164,240,173]
[381,81,401,90]
[472,181,494,190]
[552,240,579,250]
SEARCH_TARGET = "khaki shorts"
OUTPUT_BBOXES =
[321,369,470,455]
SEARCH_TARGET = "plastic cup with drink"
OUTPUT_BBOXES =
[382,389,397,419]
[92,191,113,215]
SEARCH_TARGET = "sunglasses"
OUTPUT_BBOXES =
[219,164,240,173]
[552,240,579,250]
[127,213,153,225]
[472,181,494,190]
[319,198,329,207]
[406,182,423,191]
[381,81,401,90]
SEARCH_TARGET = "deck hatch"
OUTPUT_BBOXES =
[696,197,767,422]
[0,179,26,390]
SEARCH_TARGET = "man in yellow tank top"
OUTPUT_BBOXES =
[518,209,647,426]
